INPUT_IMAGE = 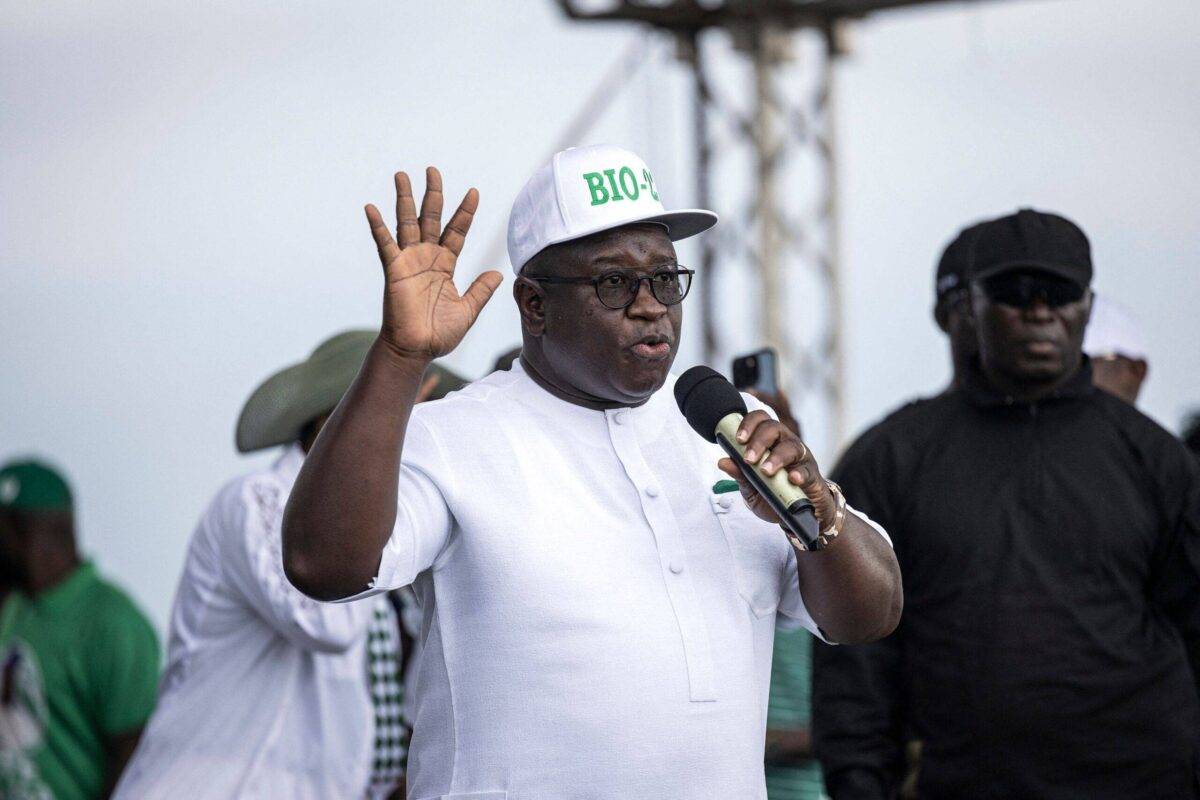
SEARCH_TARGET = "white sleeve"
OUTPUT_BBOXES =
[336,413,455,601]
[217,478,375,652]
[741,391,776,420]
[777,503,893,641]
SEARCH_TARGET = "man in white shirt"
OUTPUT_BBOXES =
[283,145,903,800]
[1083,293,1149,405]
[115,332,462,799]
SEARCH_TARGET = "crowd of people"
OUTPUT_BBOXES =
[2,144,1199,800]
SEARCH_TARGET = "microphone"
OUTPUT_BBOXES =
[674,366,821,550]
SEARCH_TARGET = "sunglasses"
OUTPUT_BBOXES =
[527,266,695,310]
[977,271,1086,309]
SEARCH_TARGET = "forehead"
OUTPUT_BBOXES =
[577,224,676,271]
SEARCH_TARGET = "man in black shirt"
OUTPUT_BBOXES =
[1182,412,1200,461]
[813,209,1200,799]
[932,221,985,393]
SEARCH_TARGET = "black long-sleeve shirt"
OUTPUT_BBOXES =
[813,361,1200,799]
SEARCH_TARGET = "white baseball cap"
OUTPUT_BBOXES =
[506,144,718,274]
[1084,294,1148,362]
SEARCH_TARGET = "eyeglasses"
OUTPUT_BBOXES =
[527,266,695,310]
[977,271,1086,309]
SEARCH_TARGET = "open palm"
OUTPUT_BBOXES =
[365,167,503,360]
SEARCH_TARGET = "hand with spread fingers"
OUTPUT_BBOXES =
[365,167,504,361]
[283,169,503,601]
[716,409,835,529]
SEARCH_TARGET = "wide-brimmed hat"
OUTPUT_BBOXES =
[235,330,469,453]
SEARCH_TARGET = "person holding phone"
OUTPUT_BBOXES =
[733,348,801,439]
[733,351,823,800]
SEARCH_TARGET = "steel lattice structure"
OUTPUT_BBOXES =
[556,0,989,450]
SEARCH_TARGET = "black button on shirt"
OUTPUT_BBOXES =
[814,362,1200,800]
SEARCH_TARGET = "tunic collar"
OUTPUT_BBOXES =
[508,359,676,430]
[961,355,1096,409]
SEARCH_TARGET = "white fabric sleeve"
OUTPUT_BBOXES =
[777,503,893,641]
[217,477,375,652]
[336,413,454,601]
[741,391,777,421]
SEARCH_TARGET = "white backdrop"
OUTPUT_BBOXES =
[3,0,1198,630]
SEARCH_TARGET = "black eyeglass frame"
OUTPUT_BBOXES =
[526,266,696,310]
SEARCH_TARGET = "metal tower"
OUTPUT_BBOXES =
[557,0,986,450]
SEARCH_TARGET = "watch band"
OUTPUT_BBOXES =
[787,480,847,552]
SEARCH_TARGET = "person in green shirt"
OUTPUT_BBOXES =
[747,389,826,800]
[766,625,827,800]
[0,460,160,799]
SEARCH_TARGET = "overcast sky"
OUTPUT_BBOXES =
[3,0,1198,629]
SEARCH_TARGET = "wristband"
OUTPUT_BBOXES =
[788,480,847,552]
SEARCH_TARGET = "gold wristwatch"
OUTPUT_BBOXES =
[786,480,847,552]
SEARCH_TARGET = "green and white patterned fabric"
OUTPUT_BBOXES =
[0,562,160,800]
[367,599,408,795]
[766,626,827,800]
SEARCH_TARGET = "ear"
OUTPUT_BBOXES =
[933,301,950,333]
[514,277,547,337]
[1131,358,1148,383]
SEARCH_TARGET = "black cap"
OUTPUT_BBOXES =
[935,221,986,301]
[1182,411,1200,457]
[674,366,747,443]
[966,208,1092,287]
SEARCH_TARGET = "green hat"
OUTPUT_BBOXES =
[0,460,73,511]
[235,330,470,453]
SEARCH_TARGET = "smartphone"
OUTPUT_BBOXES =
[731,348,778,395]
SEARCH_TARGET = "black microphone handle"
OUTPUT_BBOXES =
[716,433,822,550]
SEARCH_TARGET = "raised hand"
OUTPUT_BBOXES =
[365,167,504,361]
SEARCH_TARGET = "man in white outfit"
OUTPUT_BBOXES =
[282,146,903,800]
[115,331,462,799]
[1083,293,1149,405]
